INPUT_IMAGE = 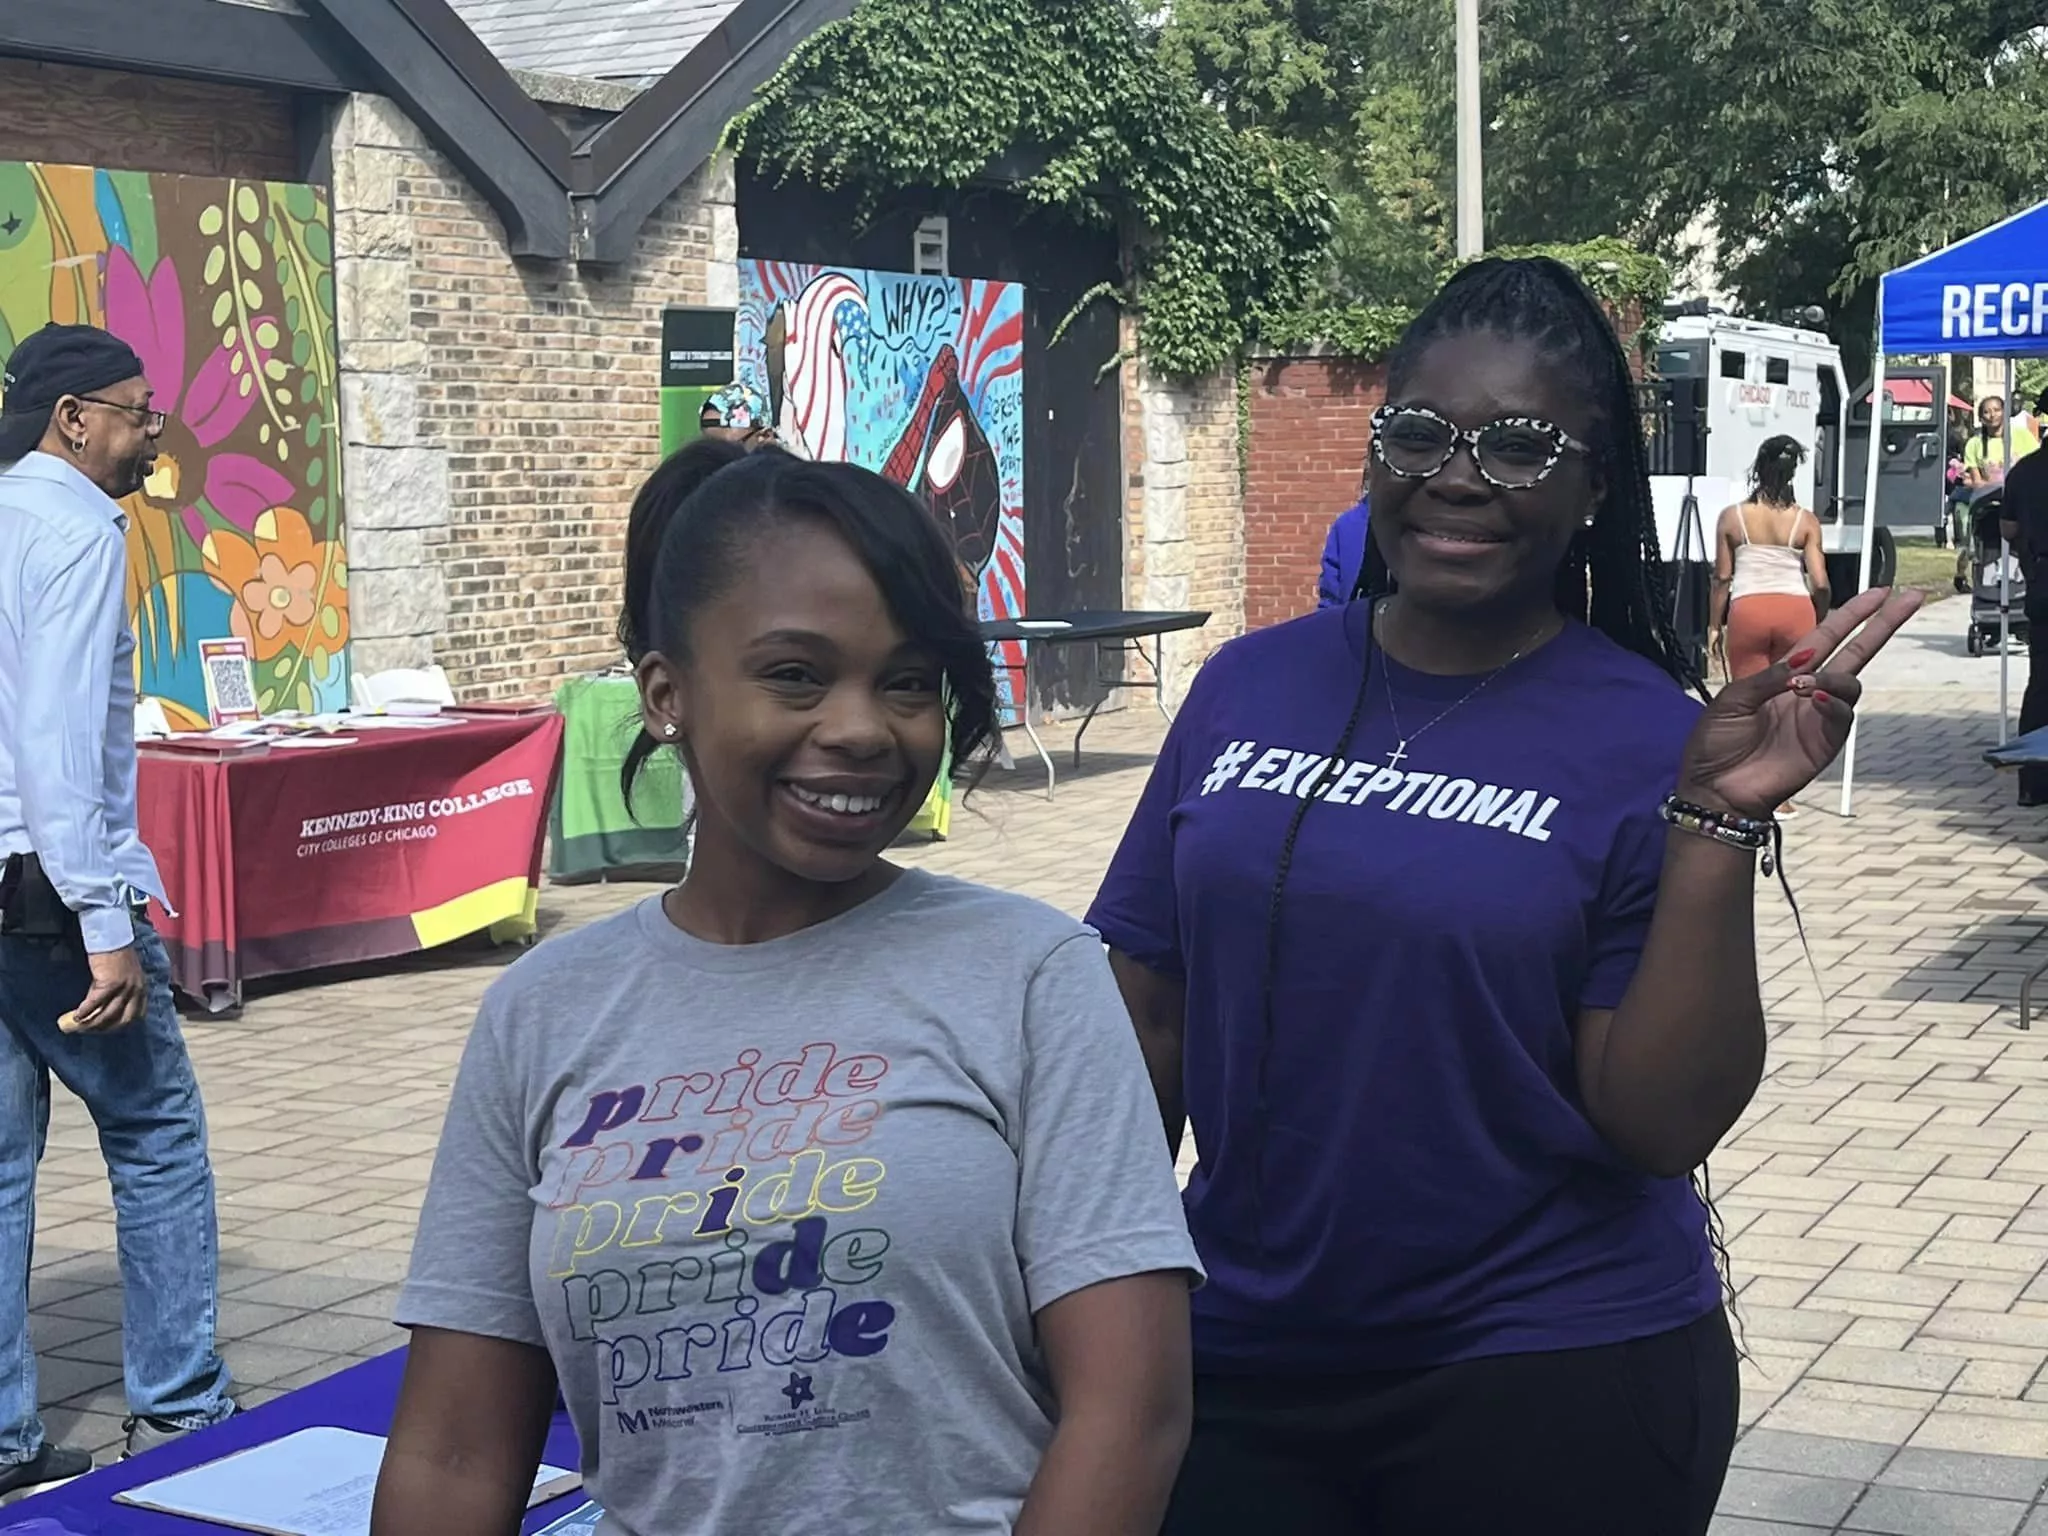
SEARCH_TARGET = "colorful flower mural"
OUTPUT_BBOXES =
[0,162,347,722]
[736,262,1027,707]
[202,507,350,664]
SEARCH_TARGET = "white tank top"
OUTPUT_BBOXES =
[1730,504,1812,602]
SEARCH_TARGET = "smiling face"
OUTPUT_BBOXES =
[639,517,947,895]
[1368,331,1604,620]
[1982,396,2006,431]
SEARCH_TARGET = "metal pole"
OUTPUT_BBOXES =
[2002,393,2014,742]
[1839,326,1887,817]
[1455,0,1483,259]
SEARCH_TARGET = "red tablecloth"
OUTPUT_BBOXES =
[138,713,564,1006]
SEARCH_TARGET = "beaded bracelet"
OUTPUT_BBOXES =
[1659,796,1779,875]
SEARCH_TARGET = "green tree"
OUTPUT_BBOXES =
[730,0,1333,376]
[1155,0,2048,352]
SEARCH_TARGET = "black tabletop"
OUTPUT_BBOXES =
[979,609,1212,645]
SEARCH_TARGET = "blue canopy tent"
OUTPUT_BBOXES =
[1839,197,2048,816]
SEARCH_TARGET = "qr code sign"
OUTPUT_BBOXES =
[205,651,258,719]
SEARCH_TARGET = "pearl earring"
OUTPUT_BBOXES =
[662,723,677,738]
[1582,514,1597,528]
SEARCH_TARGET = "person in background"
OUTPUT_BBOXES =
[375,446,1199,1536]
[1964,393,2040,488]
[1939,403,1973,549]
[2017,390,2044,444]
[1089,257,1918,1535]
[1711,438,1831,675]
[0,325,236,1495]
[2000,435,2048,805]
[1710,438,1830,816]
[1317,488,1370,608]
[697,382,778,448]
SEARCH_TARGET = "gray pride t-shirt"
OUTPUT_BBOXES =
[397,870,1199,1534]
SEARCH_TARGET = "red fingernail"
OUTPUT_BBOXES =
[1786,649,1817,669]
[1813,690,1832,704]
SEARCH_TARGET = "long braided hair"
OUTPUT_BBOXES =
[1246,260,1734,1293]
[1359,257,1701,694]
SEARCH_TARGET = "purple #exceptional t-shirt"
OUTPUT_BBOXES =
[1087,604,1724,1374]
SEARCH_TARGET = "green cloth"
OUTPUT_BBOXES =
[549,675,692,879]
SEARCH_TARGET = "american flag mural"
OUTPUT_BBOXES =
[737,262,1028,713]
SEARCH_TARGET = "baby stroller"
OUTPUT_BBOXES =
[1965,484,2027,657]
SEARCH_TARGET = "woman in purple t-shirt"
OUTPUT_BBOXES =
[1089,258,1919,1536]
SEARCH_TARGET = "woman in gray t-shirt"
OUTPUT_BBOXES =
[372,445,1202,1536]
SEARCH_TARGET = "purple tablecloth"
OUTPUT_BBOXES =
[0,1349,585,1534]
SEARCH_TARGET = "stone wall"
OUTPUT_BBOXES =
[1242,353,1387,628]
[329,92,732,695]
[1123,350,1243,706]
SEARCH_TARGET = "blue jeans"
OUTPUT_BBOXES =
[0,913,233,1465]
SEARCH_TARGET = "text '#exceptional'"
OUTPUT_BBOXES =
[1201,739,1560,842]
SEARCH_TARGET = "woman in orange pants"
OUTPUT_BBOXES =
[1712,436,1832,811]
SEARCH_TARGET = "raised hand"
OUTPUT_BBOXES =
[1677,587,1924,819]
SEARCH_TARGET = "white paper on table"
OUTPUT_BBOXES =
[266,736,359,749]
[535,1501,606,1535]
[113,1426,581,1536]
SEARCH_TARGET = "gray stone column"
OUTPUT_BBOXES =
[704,151,739,310]
[1137,368,1197,706]
[331,94,451,680]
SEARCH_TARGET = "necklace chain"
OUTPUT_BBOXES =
[1373,601,1552,769]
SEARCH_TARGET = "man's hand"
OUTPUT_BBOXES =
[74,945,146,1033]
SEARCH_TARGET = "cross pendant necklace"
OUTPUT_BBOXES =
[1374,601,1553,768]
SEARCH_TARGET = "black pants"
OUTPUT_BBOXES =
[2022,606,2048,803]
[1162,1309,1738,1536]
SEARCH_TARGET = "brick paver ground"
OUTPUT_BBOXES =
[18,597,2048,1529]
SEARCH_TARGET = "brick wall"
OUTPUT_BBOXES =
[1242,353,1386,628]
[330,93,731,697]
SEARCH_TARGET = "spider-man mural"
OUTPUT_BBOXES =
[736,262,1026,702]
[881,344,1003,585]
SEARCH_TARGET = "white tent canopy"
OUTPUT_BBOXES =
[1839,198,2048,816]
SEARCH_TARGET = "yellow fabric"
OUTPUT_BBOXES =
[411,877,538,949]
[907,741,954,839]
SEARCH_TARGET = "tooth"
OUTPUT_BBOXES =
[830,794,850,813]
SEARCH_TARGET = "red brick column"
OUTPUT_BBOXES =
[1242,353,1387,629]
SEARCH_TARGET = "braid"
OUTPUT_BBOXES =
[1370,257,1704,698]
[1361,259,1738,1313]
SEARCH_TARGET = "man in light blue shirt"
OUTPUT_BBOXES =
[0,324,234,1494]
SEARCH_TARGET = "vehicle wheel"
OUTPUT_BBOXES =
[1956,574,1972,594]
[1871,528,1898,591]
[1968,628,1985,657]
[1827,553,1860,601]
